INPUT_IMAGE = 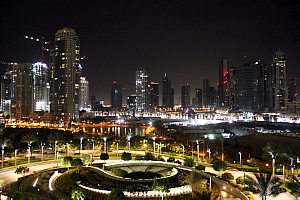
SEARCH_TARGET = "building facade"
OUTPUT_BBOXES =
[162,73,174,109]
[79,77,89,110]
[111,81,122,110]
[50,27,81,122]
[181,84,190,109]
[135,68,150,111]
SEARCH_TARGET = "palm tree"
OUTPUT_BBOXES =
[48,131,65,160]
[281,146,299,175]
[180,171,208,197]
[286,175,300,196]
[262,142,281,176]
[21,133,38,163]
[245,173,283,200]
[73,131,87,156]
[0,136,12,168]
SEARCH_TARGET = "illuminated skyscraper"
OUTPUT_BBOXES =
[32,62,50,112]
[135,68,150,111]
[162,73,174,109]
[50,27,81,122]
[203,79,210,108]
[111,81,122,110]
[181,84,190,109]
[218,58,230,107]
[150,82,159,109]
[79,77,89,110]
[269,50,288,111]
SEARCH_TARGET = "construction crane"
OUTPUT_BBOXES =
[24,35,51,63]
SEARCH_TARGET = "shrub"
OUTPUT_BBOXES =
[221,173,234,182]
[195,164,205,171]
[111,168,128,177]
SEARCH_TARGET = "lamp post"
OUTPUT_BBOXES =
[283,165,285,185]
[207,148,211,163]
[103,137,107,153]
[127,135,131,153]
[54,141,57,161]
[14,149,18,166]
[152,136,156,155]
[116,142,119,157]
[181,144,185,156]
[239,151,242,168]
[41,143,44,162]
[196,140,200,163]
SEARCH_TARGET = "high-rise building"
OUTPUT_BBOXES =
[203,79,210,108]
[150,82,159,109]
[79,77,89,110]
[218,58,230,107]
[269,50,288,111]
[32,62,50,112]
[162,73,174,109]
[194,88,202,108]
[181,84,190,109]
[50,27,81,122]
[287,78,297,102]
[135,68,150,111]
[111,81,122,110]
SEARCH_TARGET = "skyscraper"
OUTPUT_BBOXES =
[203,79,210,108]
[195,88,202,108]
[269,50,288,111]
[150,82,159,109]
[181,84,190,109]
[79,77,89,110]
[135,67,150,111]
[218,58,230,107]
[32,62,50,112]
[50,27,81,122]
[287,78,297,102]
[111,81,122,110]
[162,73,174,109]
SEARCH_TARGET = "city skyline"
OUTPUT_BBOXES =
[1,1,299,103]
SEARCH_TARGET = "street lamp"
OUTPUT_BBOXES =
[207,148,211,163]
[127,135,131,153]
[181,144,185,156]
[152,136,156,155]
[14,149,18,166]
[1,148,4,169]
[41,143,44,162]
[103,137,107,153]
[54,141,57,161]
[196,140,200,163]
[116,142,119,157]
[239,152,242,168]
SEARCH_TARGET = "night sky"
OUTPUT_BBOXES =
[1,1,299,104]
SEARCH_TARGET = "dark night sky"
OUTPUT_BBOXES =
[1,0,299,104]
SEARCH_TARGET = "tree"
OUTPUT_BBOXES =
[0,136,12,168]
[74,131,87,155]
[221,172,234,182]
[245,173,283,200]
[111,168,128,177]
[212,160,227,174]
[62,156,73,170]
[121,152,132,161]
[286,175,300,196]
[48,131,65,158]
[180,172,208,197]
[152,178,170,200]
[100,153,109,162]
[244,144,253,159]
[21,133,38,163]
[183,157,194,167]
[71,190,85,200]
[262,142,281,176]
[195,164,205,171]
[15,166,29,176]
[107,189,126,200]
[144,152,155,160]
[71,158,83,172]
[281,146,299,175]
